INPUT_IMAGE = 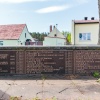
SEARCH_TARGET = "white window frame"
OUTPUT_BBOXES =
[79,33,91,41]
[0,41,3,45]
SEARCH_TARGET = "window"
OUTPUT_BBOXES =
[0,41,3,45]
[54,34,57,37]
[87,33,91,40]
[79,33,91,40]
[25,33,26,38]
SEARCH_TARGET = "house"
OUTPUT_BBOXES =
[43,25,66,46]
[0,24,34,46]
[71,17,99,45]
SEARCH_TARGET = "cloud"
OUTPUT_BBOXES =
[0,0,47,3]
[35,5,72,14]
[75,0,89,4]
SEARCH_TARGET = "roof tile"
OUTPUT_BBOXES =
[0,24,26,40]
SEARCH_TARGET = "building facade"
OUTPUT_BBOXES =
[0,24,34,46]
[43,26,66,46]
[71,17,99,45]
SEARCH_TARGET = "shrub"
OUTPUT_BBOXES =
[10,96,20,100]
[97,78,100,82]
[93,71,100,78]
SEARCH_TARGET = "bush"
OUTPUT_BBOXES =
[93,71,100,78]
[97,78,100,82]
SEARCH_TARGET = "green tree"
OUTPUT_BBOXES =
[67,34,71,44]
[62,31,70,37]
[62,31,71,44]
[30,32,48,41]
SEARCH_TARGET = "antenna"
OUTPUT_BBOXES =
[56,24,58,46]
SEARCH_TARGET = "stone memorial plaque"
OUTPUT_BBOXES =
[26,50,65,74]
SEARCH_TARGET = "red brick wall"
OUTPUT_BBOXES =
[0,48,100,75]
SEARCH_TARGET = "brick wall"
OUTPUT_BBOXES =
[0,46,100,75]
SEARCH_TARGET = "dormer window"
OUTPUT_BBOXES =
[25,33,26,38]
[54,34,57,37]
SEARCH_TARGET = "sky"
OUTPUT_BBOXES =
[0,0,99,33]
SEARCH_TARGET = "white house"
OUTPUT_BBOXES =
[43,25,66,46]
[71,17,99,45]
[0,24,34,46]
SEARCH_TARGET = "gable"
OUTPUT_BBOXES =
[48,27,65,39]
[19,25,35,42]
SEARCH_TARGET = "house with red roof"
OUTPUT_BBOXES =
[0,24,34,46]
[71,17,99,45]
[43,25,66,46]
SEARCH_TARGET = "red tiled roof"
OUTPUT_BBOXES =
[0,24,26,40]
[74,20,99,23]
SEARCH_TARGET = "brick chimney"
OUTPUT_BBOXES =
[91,17,95,20]
[84,17,88,20]
[50,25,52,32]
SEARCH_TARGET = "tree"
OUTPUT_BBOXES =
[62,31,69,37]
[62,31,71,44]
[67,34,71,44]
[30,32,48,41]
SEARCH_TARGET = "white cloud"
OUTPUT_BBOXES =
[0,0,47,3]
[35,5,72,14]
[75,0,89,4]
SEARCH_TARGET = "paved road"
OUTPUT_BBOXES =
[0,75,100,100]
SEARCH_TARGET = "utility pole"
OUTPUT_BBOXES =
[56,24,58,46]
[98,0,100,44]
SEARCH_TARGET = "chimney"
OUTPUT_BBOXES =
[84,17,88,20]
[53,25,55,29]
[50,25,52,32]
[91,17,95,20]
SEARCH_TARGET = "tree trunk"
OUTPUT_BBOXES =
[98,0,100,44]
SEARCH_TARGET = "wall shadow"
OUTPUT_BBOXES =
[0,74,96,80]
[0,90,10,100]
